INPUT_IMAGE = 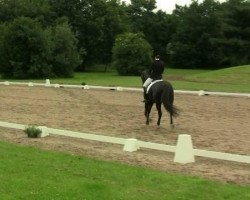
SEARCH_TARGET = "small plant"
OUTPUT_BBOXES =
[24,126,42,138]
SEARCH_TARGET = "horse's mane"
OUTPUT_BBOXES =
[141,69,150,84]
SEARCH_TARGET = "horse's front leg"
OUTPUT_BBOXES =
[156,103,162,126]
[145,102,153,125]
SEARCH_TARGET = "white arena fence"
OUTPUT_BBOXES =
[0,121,249,165]
[0,80,250,97]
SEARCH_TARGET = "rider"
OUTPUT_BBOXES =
[143,55,165,102]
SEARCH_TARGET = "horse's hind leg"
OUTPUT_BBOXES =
[170,114,173,124]
[169,114,175,129]
[146,102,153,125]
[156,103,162,126]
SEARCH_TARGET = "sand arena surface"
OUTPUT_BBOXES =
[0,85,249,184]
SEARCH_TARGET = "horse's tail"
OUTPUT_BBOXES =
[162,84,179,117]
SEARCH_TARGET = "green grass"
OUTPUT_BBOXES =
[0,71,142,88]
[1,65,249,93]
[184,65,250,85]
[163,66,250,93]
[56,72,142,87]
[0,141,249,200]
[164,68,212,76]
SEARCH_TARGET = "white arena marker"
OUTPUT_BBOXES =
[45,79,50,87]
[116,87,123,91]
[38,126,49,137]
[28,82,33,86]
[174,134,195,164]
[4,81,10,85]
[54,84,60,88]
[123,139,139,152]
[84,85,90,89]
[198,90,205,96]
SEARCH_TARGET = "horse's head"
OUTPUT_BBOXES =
[141,69,150,84]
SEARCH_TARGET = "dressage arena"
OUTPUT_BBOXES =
[0,85,249,184]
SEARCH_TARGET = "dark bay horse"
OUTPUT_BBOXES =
[141,70,178,126]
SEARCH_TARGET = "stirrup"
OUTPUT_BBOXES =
[142,99,149,103]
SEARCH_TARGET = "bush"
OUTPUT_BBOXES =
[0,23,6,74]
[24,126,42,138]
[112,32,153,76]
[0,17,82,79]
[1,17,53,78]
[49,18,82,77]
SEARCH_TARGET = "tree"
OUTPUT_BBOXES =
[49,0,129,70]
[1,17,52,78]
[0,0,55,26]
[49,18,82,77]
[127,0,176,60]
[0,16,81,78]
[112,32,153,75]
[168,0,223,68]
[218,0,250,66]
[0,23,6,73]
[147,11,177,60]
[96,0,130,66]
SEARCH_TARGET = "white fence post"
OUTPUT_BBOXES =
[198,90,205,96]
[38,126,49,137]
[45,79,50,87]
[116,87,123,91]
[4,81,10,85]
[83,85,90,89]
[123,139,139,152]
[174,134,195,164]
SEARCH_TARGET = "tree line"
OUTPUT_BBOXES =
[0,0,249,78]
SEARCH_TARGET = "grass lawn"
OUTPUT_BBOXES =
[163,66,250,93]
[0,141,249,200]
[0,65,249,93]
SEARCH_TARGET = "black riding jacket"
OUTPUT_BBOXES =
[149,60,164,80]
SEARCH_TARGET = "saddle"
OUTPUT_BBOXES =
[146,79,163,94]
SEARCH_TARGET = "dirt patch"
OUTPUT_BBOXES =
[0,85,249,185]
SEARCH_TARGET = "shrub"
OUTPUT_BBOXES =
[50,18,82,77]
[1,17,53,78]
[0,23,6,74]
[0,17,81,79]
[112,32,153,76]
[24,126,42,138]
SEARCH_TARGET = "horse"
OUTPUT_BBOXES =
[141,70,178,126]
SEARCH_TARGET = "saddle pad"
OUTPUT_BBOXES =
[146,79,163,94]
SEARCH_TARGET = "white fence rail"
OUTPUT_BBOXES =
[0,121,26,130]
[0,121,249,164]
[193,149,250,163]
[0,80,250,98]
[49,127,126,145]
